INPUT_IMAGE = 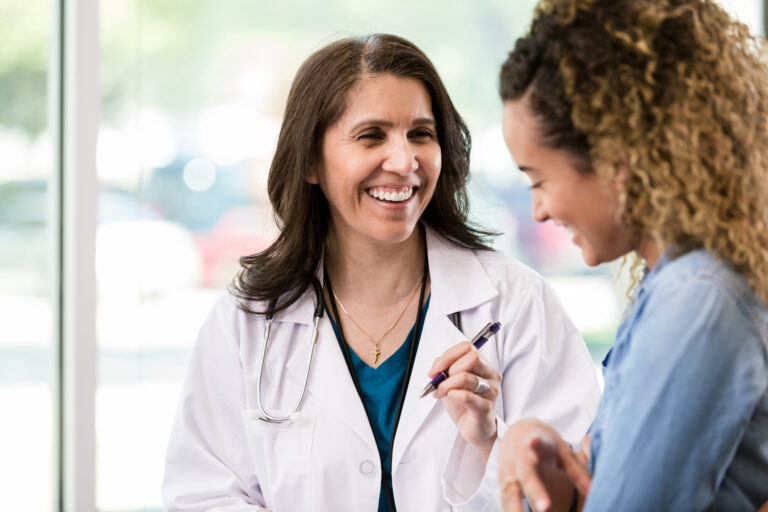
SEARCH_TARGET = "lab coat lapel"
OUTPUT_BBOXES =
[392,228,499,467]
[424,227,499,315]
[283,284,376,448]
[391,303,465,467]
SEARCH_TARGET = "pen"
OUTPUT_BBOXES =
[418,321,501,398]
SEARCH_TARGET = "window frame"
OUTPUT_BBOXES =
[51,0,99,510]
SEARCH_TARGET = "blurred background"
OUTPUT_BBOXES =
[0,0,763,510]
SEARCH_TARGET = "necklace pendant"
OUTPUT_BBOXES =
[373,345,381,365]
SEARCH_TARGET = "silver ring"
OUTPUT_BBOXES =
[474,376,490,394]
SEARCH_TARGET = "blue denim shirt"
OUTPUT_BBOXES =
[585,250,768,511]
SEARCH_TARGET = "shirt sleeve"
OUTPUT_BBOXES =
[162,296,268,512]
[442,280,601,510]
[498,281,601,445]
[442,418,509,511]
[583,277,767,511]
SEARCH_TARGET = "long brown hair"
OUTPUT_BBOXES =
[232,33,494,314]
[500,0,768,305]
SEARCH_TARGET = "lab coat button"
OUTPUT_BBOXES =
[359,460,375,475]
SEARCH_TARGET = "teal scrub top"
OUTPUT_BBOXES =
[327,295,430,512]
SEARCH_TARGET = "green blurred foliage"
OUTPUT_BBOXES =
[2,0,760,137]
[98,0,538,126]
[1,0,540,134]
[0,0,49,135]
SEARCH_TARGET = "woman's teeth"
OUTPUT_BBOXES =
[367,187,414,203]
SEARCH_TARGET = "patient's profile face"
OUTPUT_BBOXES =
[308,73,441,247]
[502,98,636,267]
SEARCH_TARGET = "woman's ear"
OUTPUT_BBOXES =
[611,152,630,193]
[612,170,628,193]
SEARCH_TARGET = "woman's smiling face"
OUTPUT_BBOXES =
[308,73,441,248]
[502,98,637,267]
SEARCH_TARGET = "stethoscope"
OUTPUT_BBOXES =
[255,277,324,423]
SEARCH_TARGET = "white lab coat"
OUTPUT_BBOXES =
[163,228,601,511]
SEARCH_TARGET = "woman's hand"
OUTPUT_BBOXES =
[498,419,591,512]
[429,341,502,461]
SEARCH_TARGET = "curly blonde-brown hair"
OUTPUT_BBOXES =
[500,0,768,305]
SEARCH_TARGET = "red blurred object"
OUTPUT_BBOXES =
[193,205,278,288]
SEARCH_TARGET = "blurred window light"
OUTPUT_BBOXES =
[717,0,763,34]
[0,127,32,178]
[97,126,141,184]
[136,108,178,169]
[472,123,523,187]
[193,103,280,166]
[183,157,217,192]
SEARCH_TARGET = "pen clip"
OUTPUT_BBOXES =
[469,322,493,344]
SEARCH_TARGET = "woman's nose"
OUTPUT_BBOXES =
[381,137,418,175]
[531,194,550,223]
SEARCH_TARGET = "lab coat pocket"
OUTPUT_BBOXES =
[240,409,315,512]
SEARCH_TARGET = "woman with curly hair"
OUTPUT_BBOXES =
[497,0,768,510]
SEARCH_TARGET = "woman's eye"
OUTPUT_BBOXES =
[358,132,383,141]
[410,129,435,140]
[529,182,543,190]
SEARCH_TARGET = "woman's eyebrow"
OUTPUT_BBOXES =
[349,118,436,131]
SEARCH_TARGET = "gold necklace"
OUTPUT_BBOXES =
[332,276,422,364]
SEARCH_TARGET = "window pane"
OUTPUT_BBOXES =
[0,1,55,511]
[718,0,764,34]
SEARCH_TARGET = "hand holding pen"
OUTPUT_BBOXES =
[419,322,502,398]
[421,321,503,461]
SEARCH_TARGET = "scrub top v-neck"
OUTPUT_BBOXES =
[327,294,431,512]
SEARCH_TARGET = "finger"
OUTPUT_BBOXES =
[434,372,497,399]
[428,341,473,377]
[526,426,592,497]
[500,477,524,512]
[529,435,559,467]
[575,434,591,467]
[515,457,552,512]
[556,442,592,495]
[447,348,502,381]
[443,388,495,414]
[574,449,589,468]
[581,434,591,455]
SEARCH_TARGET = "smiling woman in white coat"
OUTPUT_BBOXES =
[162,33,600,512]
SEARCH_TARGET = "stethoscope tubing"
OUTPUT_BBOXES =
[255,278,323,423]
